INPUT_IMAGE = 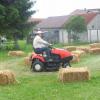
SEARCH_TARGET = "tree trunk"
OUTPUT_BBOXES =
[13,33,20,50]
[68,33,71,43]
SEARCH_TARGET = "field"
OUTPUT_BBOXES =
[0,42,100,100]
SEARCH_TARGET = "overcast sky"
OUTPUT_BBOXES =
[32,0,100,18]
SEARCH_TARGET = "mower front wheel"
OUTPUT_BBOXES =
[31,60,44,72]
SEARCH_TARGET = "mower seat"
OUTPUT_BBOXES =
[33,48,43,54]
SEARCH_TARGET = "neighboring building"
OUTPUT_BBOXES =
[76,12,100,43]
[35,9,100,43]
[71,9,100,42]
[36,15,71,43]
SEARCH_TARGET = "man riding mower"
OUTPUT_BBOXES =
[31,30,73,72]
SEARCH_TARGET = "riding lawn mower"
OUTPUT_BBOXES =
[30,46,73,72]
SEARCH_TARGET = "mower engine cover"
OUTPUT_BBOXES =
[51,48,72,59]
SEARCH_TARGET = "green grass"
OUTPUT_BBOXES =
[0,41,100,100]
[18,40,33,52]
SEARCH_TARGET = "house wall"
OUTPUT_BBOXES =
[78,14,100,42]
[40,28,60,43]
[88,14,100,29]
[78,32,88,42]
[59,29,68,43]
[87,14,100,42]
[79,30,100,43]
[35,28,69,43]
[98,30,100,41]
[88,30,100,42]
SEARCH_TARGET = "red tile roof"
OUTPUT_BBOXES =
[78,13,98,24]
[71,9,100,15]
[70,9,87,15]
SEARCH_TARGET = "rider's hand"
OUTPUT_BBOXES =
[49,44,53,46]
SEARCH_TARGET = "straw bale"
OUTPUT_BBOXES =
[71,50,85,57]
[90,43,100,48]
[89,48,100,54]
[77,47,90,53]
[16,51,25,56]
[8,51,25,56]
[63,46,76,51]
[58,67,90,82]
[8,51,17,56]
[24,57,32,66]
[71,54,80,63]
[0,70,17,85]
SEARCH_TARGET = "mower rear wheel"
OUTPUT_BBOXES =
[31,60,44,72]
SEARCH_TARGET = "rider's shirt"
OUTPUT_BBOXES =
[33,35,50,48]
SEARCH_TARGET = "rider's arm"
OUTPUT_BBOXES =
[38,36,50,46]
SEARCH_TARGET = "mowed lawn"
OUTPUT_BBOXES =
[0,49,100,100]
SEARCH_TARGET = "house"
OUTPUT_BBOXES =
[36,15,71,43]
[35,9,100,43]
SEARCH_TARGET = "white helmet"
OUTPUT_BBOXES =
[35,30,44,34]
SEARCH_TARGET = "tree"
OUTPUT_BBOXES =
[0,0,15,5]
[64,16,87,42]
[0,0,36,49]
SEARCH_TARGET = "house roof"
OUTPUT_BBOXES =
[70,9,88,15]
[71,9,100,15]
[78,13,98,24]
[28,18,44,24]
[36,11,98,29]
[36,15,70,29]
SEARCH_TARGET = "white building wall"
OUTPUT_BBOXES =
[78,32,88,42]
[98,30,100,41]
[88,30,100,42]
[88,14,100,30]
[87,14,100,42]
[59,29,68,43]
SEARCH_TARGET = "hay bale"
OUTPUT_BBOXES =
[89,48,100,54]
[0,70,17,85]
[63,46,76,51]
[16,51,25,56]
[77,47,90,53]
[71,50,85,57]
[8,51,17,56]
[90,43,100,48]
[23,52,35,66]
[24,57,32,66]
[58,67,90,82]
[8,51,25,56]
[71,54,80,63]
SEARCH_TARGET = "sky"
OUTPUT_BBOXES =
[31,0,100,18]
